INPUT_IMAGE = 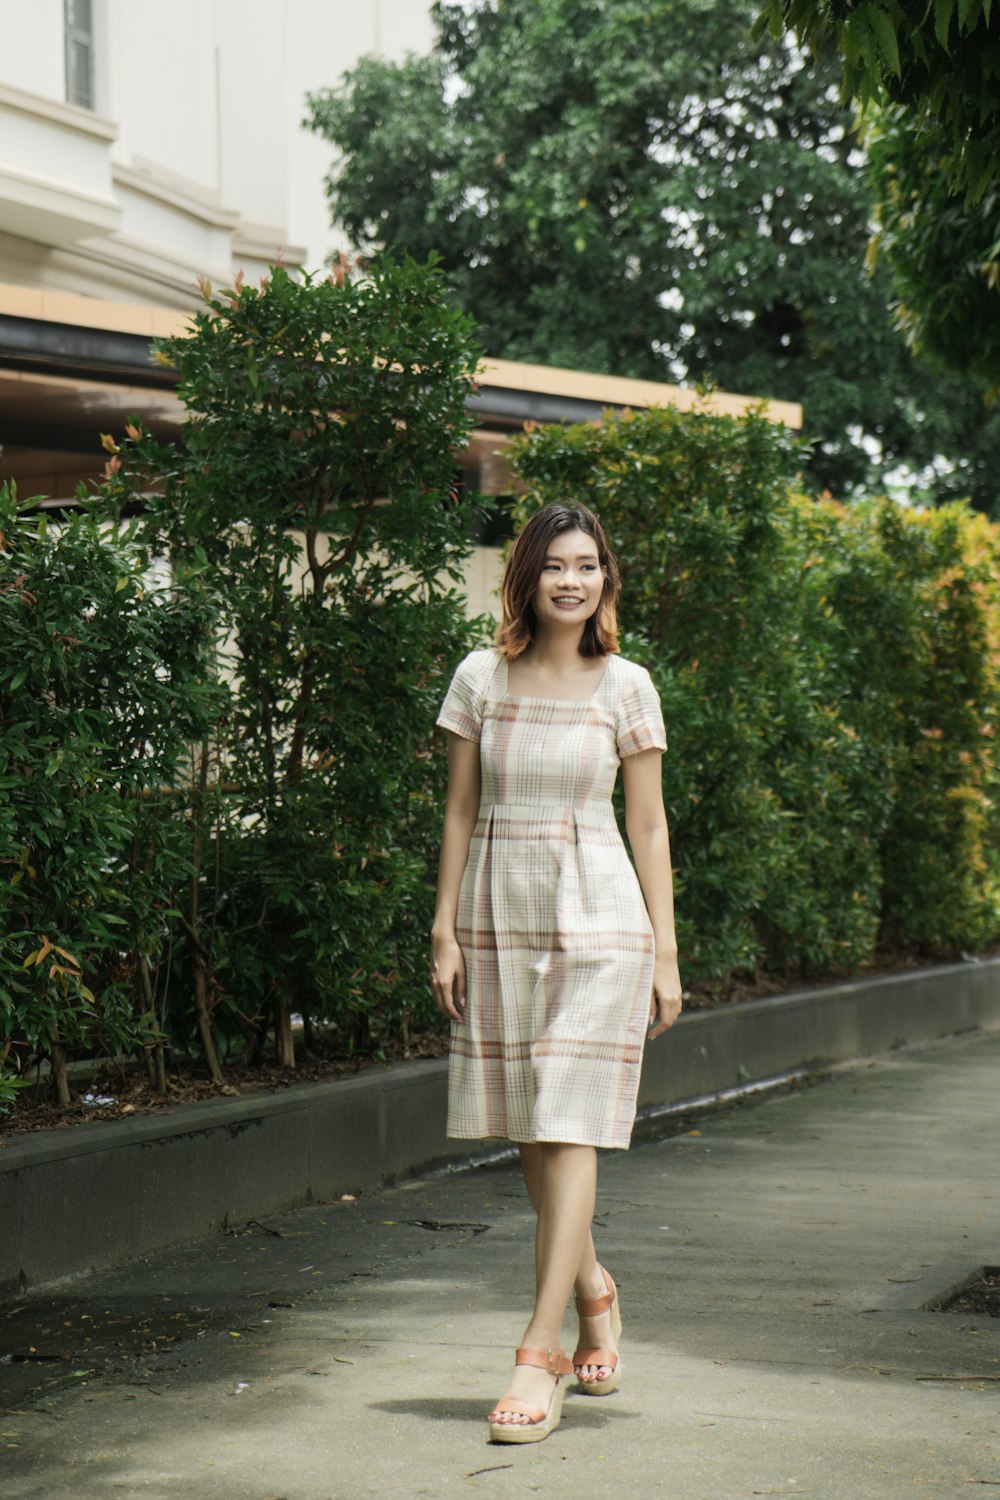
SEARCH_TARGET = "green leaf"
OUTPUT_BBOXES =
[868,4,901,76]
[933,0,954,47]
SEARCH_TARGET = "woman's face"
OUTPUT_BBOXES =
[531,527,605,630]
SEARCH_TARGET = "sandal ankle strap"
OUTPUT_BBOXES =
[514,1346,574,1377]
[575,1289,613,1317]
[575,1266,617,1318]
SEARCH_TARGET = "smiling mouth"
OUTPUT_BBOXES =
[553,596,583,605]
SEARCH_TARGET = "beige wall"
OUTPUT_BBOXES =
[285,531,504,626]
[463,544,505,621]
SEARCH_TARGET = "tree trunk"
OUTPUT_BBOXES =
[250,1006,270,1066]
[152,1043,167,1095]
[193,955,223,1083]
[49,1036,71,1108]
[274,992,295,1069]
[138,954,169,1093]
[189,740,224,1084]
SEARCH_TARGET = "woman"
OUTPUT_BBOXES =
[430,501,682,1444]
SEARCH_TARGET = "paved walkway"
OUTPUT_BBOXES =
[2,1030,999,1499]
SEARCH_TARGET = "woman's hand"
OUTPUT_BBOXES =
[430,931,467,1023]
[648,952,683,1040]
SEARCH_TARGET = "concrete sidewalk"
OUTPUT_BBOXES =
[2,1030,998,1499]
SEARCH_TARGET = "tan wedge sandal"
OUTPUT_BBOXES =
[486,1346,574,1444]
[572,1265,622,1395]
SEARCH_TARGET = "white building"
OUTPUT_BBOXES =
[0,0,799,614]
[0,0,435,306]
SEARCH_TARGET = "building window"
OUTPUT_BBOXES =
[64,0,94,110]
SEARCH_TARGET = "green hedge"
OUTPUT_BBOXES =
[510,405,1000,982]
[3,336,999,1106]
[1,257,488,1101]
[0,497,220,1105]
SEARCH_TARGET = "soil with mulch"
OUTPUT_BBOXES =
[3,941,997,1138]
[938,1270,1000,1318]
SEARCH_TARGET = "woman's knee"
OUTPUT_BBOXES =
[537,1140,596,1158]
[537,1141,598,1177]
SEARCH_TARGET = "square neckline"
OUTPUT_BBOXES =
[499,651,613,704]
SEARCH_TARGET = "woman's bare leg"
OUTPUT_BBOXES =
[519,1144,617,1386]
[489,1142,614,1426]
[518,1143,601,1291]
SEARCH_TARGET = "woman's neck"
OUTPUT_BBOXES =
[522,629,587,672]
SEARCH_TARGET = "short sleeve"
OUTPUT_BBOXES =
[436,653,486,743]
[615,667,667,758]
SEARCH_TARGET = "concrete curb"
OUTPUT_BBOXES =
[2,957,999,1296]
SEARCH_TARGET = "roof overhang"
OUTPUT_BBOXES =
[0,282,803,459]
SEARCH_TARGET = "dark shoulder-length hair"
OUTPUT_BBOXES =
[496,502,621,660]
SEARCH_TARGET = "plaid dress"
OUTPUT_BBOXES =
[436,648,667,1149]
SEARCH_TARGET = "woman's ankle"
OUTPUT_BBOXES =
[520,1322,565,1355]
[574,1261,607,1303]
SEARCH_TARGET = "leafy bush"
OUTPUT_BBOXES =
[99,256,488,1065]
[797,496,1000,953]
[2,256,487,1098]
[510,405,1000,981]
[0,487,219,1102]
[4,267,997,1108]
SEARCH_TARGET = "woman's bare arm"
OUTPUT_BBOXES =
[430,732,481,1023]
[621,748,683,1039]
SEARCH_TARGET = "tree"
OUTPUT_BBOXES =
[102,257,486,1067]
[760,3,1000,389]
[865,104,1000,389]
[759,0,1000,203]
[306,0,1000,512]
